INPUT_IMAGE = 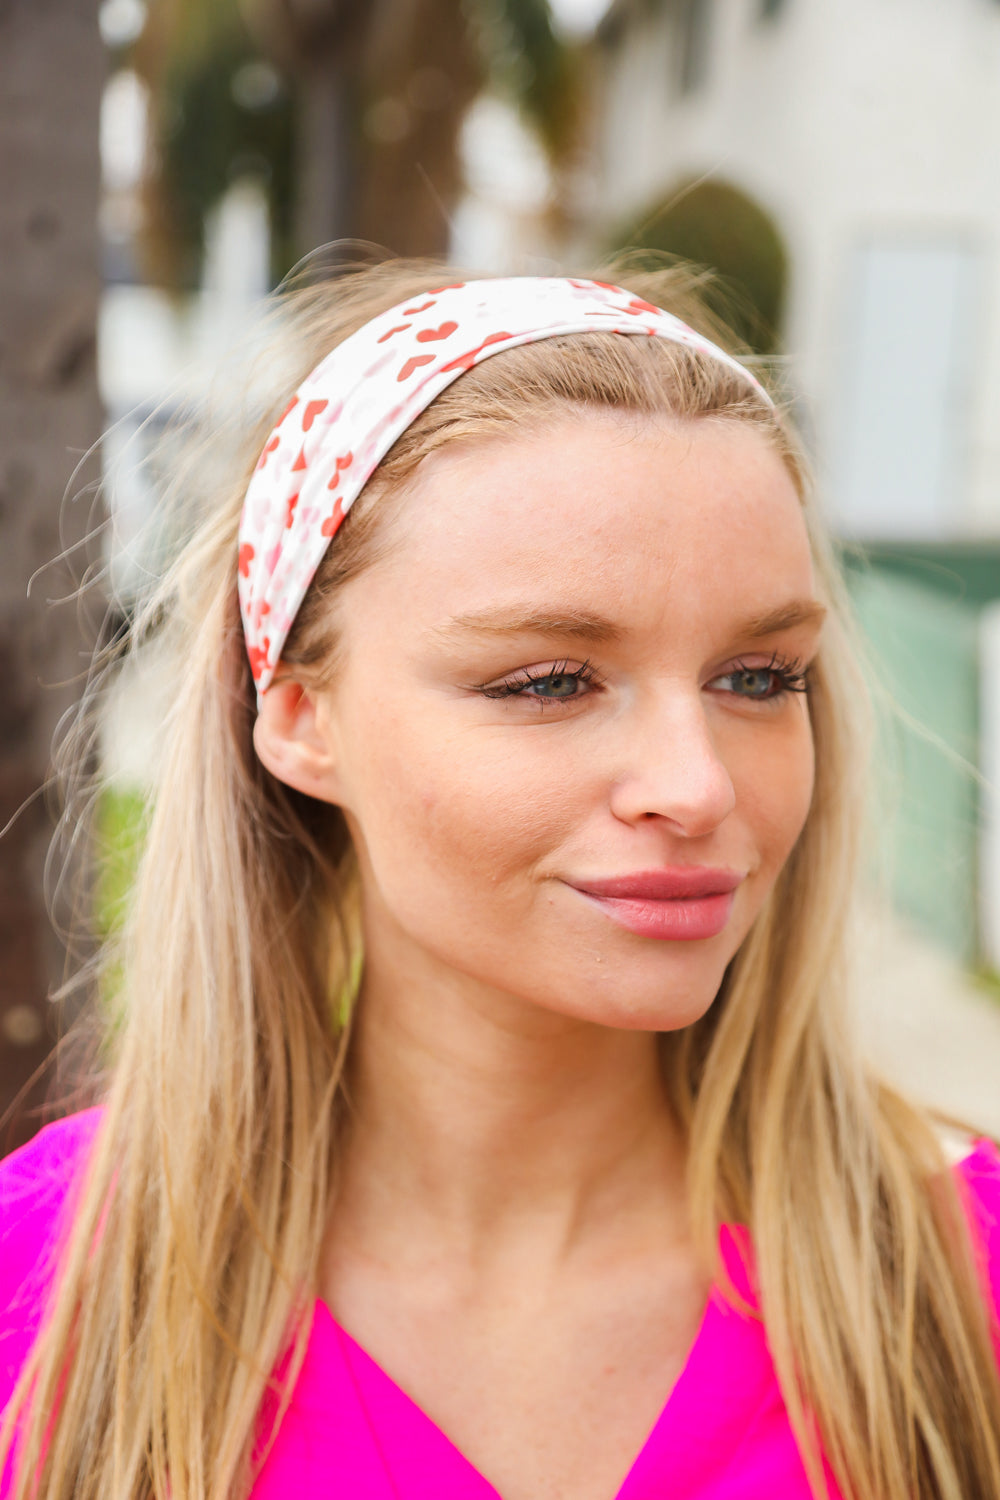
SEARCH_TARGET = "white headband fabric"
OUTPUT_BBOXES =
[237,276,772,698]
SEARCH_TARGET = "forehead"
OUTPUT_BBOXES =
[354,414,814,644]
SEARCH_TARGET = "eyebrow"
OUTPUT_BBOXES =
[439,598,826,645]
[738,600,828,638]
[441,608,626,644]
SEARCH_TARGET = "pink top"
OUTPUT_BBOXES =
[1,1110,998,1499]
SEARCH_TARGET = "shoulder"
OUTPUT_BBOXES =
[952,1137,1000,1336]
[0,1107,104,1199]
[953,1138,1000,1243]
[0,1107,105,1232]
[0,1108,106,1291]
[0,1107,106,1404]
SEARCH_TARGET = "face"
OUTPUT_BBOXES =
[276,414,823,1032]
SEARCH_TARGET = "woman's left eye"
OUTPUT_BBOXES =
[710,660,809,700]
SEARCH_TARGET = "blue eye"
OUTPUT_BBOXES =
[523,672,584,698]
[712,659,809,700]
[476,659,600,703]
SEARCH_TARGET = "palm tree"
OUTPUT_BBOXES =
[239,0,483,259]
[132,0,581,286]
[0,0,105,1146]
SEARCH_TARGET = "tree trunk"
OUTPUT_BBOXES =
[243,0,482,264]
[0,0,105,1150]
[352,0,481,259]
[295,56,358,254]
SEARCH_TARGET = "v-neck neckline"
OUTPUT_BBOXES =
[308,1222,767,1500]
[295,1145,995,1499]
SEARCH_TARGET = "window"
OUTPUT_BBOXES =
[832,239,980,540]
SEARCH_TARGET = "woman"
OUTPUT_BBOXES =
[1,263,998,1500]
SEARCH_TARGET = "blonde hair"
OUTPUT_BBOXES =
[3,259,999,1500]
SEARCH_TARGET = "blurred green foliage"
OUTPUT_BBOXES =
[471,0,584,160]
[157,33,295,289]
[608,177,789,353]
[94,786,149,943]
[129,0,294,290]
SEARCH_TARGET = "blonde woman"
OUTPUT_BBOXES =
[0,264,998,1500]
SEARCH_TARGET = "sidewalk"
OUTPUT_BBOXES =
[855,911,1000,1137]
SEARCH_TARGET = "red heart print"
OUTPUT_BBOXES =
[321,498,345,537]
[426,283,465,294]
[441,330,511,373]
[256,434,280,469]
[276,395,299,426]
[398,354,435,381]
[416,321,458,343]
[285,492,299,528]
[404,300,437,314]
[291,445,308,472]
[626,297,659,316]
[301,398,328,431]
[248,638,271,681]
[378,324,410,344]
[238,542,255,578]
[327,451,354,489]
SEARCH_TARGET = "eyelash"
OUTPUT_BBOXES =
[717,654,811,700]
[474,653,810,706]
[476,658,602,703]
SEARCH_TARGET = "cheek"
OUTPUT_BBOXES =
[343,716,584,919]
[734,712,816,874]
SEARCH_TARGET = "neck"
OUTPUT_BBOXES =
[332,949,690,1272]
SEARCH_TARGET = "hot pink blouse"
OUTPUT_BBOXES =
[1,1109,998,1499]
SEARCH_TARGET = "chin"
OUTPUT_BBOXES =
[601,992,721,1034]
[545,956,732,1034]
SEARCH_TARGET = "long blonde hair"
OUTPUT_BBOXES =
[3,259,999,1500]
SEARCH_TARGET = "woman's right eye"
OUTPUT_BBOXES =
[476,659,600,703]
[520,671,587,698]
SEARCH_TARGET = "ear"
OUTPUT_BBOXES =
[252,679,345,805]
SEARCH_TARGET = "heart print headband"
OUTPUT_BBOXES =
[237,276,773,699]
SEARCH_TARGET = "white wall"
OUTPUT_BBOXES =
[592,0,1000,538]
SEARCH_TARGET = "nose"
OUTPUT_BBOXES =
[607,689,737,837]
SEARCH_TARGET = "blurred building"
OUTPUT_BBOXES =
[584,0,1000,966]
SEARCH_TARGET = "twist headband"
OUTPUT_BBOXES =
[237,276,772,698]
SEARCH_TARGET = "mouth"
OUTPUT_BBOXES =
[564,867,744,942]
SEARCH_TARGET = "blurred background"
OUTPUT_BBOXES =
[3,0,1000,1148]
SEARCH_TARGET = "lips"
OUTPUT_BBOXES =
[565,867,744,941]
[569,868,743,900]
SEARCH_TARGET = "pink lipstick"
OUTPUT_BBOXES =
[566,867,743,941]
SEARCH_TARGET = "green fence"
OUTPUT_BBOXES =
[846,561,980,961]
